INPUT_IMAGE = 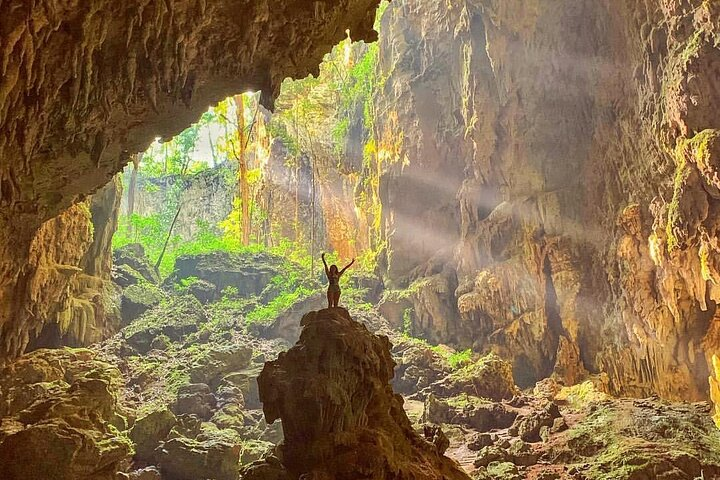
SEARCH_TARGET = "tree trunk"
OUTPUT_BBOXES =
[154,203,182,275]
[127,154,140,236]
[235,94,251,246]
[208,130,218,167]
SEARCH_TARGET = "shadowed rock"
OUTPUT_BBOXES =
[256,307,471,480]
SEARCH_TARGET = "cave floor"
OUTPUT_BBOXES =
[2,290,720,480]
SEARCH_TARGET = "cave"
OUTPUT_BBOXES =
[2,1,720,479]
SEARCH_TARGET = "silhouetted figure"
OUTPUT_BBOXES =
[322,253,355,308]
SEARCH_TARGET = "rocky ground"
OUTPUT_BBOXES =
[1,248,720,480]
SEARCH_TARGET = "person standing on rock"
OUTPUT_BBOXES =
[322,253,355,308]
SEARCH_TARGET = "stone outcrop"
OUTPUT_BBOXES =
[0,348,132,480]
[0,0,382,362]
[256,308,471,480]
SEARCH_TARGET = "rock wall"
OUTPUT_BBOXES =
[0,0,382,361]
[370,0,720,400]
[22,178,122,353]
[121,164,235,240]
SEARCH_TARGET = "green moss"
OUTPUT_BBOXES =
[245,285,318,325]
[666,145,691,252]
[382,278,431,303]
[556,381,609,410]
[667,130,718,252]
[446,393,492,409]
[402,308,414,336]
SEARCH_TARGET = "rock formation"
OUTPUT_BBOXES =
[0,0,382,362]
[23,178,123,353]
[0,348,132,480]
[334,0,720,400]
[256,308,471,480]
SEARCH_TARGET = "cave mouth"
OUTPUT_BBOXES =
[3,0,720,479]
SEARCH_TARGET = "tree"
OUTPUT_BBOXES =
[127,153,141,234]
[234,94,251,246]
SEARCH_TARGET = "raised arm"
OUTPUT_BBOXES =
[321,253,330,276]
[339,258,355,276]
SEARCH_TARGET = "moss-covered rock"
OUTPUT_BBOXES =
[113,243,160,285]
[166,251,286,302]
[425,393,516,431]
[0,348,132,480]
[431,353,518,401]
[123,295,208,353]
[130,408,177,462]
[121,283,166,325]
[187,343,254,387]
[552,399,720,479]
[158,435,241,480]
[508,401,562,443]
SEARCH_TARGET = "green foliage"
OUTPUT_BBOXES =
[402,308,414,336]
[245,285,317,325]
[447,349,473,369]
[175,276,200,293]
[140,125,206,177]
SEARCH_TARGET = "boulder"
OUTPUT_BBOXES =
[429,353,518,401]
[166,251,285,301]
[158,436,241,480]
[113,243,160,285]
[392,340,450,397]
[507,440,538,466]
[121,284,165,325]
[425,394,517,431]
[124,296,208,353]
[509,401,562,443]
[0,348,132,480]
[223,367,263,409]
[174,383,216,419]
[257,307,471,480]
[188,344,254,387]
[130,408,177,462]
[473,446,507,468]
[186,278,217,304]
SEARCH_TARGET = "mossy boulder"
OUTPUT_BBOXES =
[240,439,274,465]
[121,283,165,325]
[392,340,451,396]
[187,343,254,388]
[130,408,177,462]
[222,367,263,409]
[508,401,562,443]
[476,462,521,480]
[425,393,517,431]
[113,243,160,285]
[158,435,241,480]
[123,296,209,353]
[173,383,216,419]
[0,348,132,480]
[430,353,518,401]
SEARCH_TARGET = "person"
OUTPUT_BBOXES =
[322,253,355,308]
